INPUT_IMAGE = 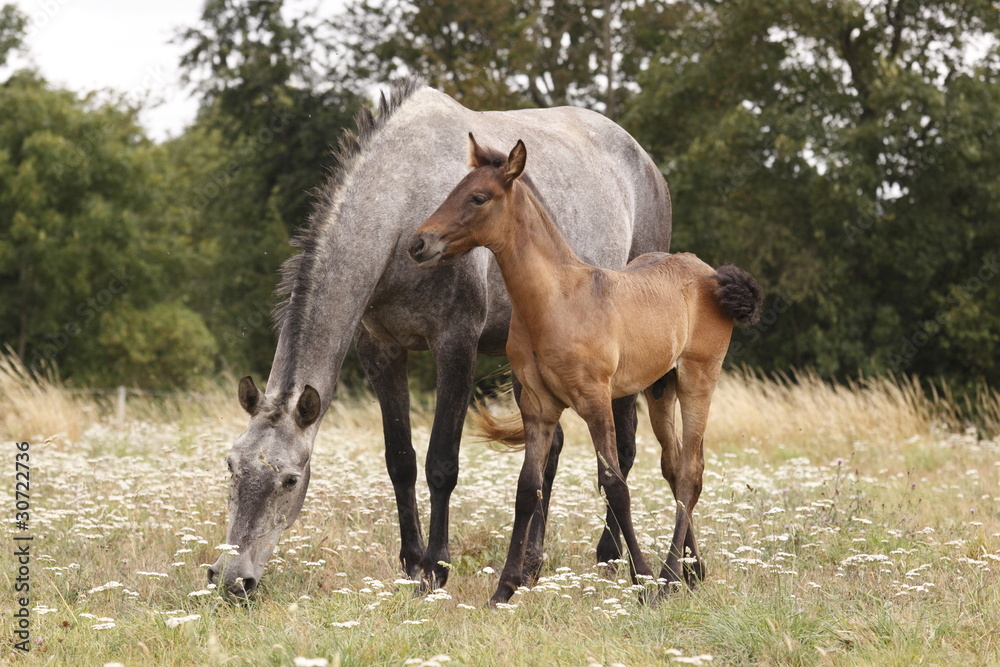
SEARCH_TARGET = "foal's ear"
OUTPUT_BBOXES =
[467,132,492,169]
[238,375,260,416]
[503,140,526,184]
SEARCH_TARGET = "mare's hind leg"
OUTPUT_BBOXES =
[420,336,479,589]
[512,373,566,583]
[356,330,424,580]
[658,360,721,589]
[595,393,638,565]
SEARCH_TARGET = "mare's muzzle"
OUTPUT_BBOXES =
[207,553,261,601]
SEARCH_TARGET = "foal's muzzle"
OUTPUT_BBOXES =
[409,232,444,267]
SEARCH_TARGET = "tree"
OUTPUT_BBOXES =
[625,0,1000,386]
[0,71,216,388]
[176,0,363,375]
[340,0,670,116]
[0,3,26,67]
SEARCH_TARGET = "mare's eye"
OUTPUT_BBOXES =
[283,475,299,490]
[470,194,488,205]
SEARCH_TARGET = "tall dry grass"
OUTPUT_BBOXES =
[707,370,935,453]
[476,368,1000,458]
[0,349,440,443]
[0,348,95,443]
[4,348,1000,666]
[2,346,997,448]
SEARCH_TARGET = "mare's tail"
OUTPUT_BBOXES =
[711,265,764,327]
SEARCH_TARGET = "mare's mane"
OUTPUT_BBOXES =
[272,77,423,337]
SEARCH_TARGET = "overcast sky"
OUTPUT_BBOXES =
[5,0,348,142]
[6,0,204,141]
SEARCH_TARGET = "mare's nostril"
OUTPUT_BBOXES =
[207,565,217,584]
[242,577,257,595]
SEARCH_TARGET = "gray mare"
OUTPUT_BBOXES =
[208,79,672,598]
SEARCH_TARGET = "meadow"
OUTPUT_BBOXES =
[2,354,999,666]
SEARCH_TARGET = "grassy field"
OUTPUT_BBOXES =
[2,357,999,666]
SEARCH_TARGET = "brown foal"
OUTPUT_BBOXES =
[409,135,763,605]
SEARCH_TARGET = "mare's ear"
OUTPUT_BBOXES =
[238,375,260,415]
[467,132,492,168]
[503,140,526,184]
[295,385,321,429]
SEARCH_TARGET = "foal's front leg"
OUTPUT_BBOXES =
[490,413,559,606]
[510,373,565,583]
[595,393,638,565]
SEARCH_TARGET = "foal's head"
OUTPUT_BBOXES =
[409,133,526,267]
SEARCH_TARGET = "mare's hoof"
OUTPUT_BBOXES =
[417,560,451,593]
[488,581,517,608]
[595,532,624,566]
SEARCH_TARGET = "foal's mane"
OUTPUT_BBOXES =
[273,77,423,335]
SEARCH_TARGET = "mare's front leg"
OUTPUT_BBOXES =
[491,407,560,606]
[356,330,424,579]
[420,337,479,589]
[579,391,655,590]
[595,393,638,564]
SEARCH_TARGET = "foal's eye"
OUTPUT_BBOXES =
[282,475,299,490]
[470,194,488,205]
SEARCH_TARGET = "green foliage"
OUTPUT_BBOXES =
[0,71,212,388]
[623,0,1000,387]
[0,3,26,67]
[97,301,218,389]
[341,0,669,116]
[2,0,998,393]
[175,0,363,377]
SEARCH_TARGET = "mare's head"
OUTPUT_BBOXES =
[208,376,320,600]
[409,133,526,267]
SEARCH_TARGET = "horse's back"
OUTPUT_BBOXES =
[396,88,671,267]
[354,86,671,354]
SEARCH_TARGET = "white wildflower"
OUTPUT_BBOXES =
[293,658,329,667]
[165,614,201,628]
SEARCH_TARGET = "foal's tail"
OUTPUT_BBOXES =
[470,400,526,450]
[711,265,764,327]
[469,381,526,450]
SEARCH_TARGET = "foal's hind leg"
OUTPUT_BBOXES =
[659,359,721,589]
[595,394,638,566]
[577,391,654,589]
[646,370,701,587]
[356,330,424,580]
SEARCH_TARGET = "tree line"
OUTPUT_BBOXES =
[1,0,997,393]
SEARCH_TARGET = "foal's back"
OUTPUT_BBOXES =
[598,252,734,396]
